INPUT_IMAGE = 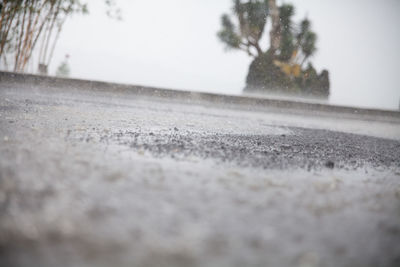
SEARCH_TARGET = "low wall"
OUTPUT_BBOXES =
[1,71,399,121]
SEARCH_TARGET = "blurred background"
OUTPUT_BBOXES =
[1,0,400,110]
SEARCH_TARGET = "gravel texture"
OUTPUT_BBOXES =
[0,82,400,267]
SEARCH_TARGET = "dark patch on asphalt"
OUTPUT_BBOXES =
[0,105,18,112]
[91,127,400,170]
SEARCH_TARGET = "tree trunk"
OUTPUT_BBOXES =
[254,42,263,56]
[0,5,17,58]
[14,6,27,72]
[268,0,280,54]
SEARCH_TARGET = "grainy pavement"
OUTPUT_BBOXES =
[1,74,400,267]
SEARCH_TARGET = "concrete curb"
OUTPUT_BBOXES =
[1,71,399,121]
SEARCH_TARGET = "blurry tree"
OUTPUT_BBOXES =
[55,53,70,77]
[218,0,330,98]
[0,0,120,75]
[104,0,122,21]
[217,0,268,57]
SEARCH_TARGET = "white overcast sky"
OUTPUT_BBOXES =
[47,0,400,110]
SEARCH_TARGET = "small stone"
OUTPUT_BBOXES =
[325,160,335,169]
[174,127,179,131]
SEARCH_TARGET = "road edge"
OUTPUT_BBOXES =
[1,71,399,121]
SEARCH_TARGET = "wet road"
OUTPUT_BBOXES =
[1,78,400,267]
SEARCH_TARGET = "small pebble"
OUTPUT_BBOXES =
[325,160,335,169]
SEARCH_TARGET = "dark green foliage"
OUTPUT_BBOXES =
[233,0,268,40]
[301,64,330,97]
[278,4,295,61]
[297,18,310,42]
[301,31,317,62]
[245,56,330,97]
[217,15,241,49]
[245,52,295,92]
[218,0,269,56]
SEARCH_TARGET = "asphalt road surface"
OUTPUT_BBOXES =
[1,75,400,267]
